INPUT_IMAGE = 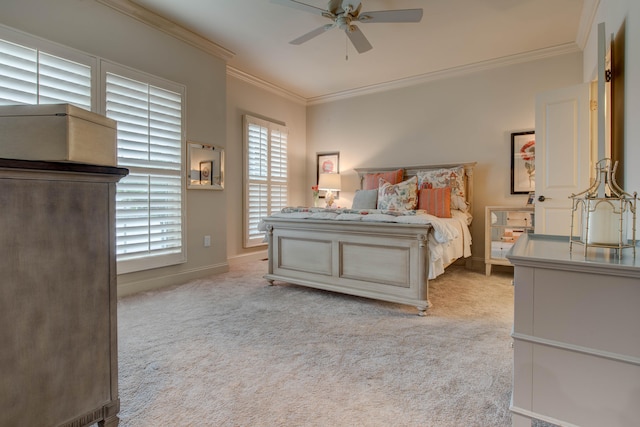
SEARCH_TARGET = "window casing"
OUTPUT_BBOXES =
[102,63,186,273]
[244,115,288,248]
[0,26,185,273]
[0,35,94,109]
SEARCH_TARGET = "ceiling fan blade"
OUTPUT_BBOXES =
[358,9,423,23]
[330,0,345,14]
[345,25,372,53]
[290,24,335,45]
[271,0,330,17]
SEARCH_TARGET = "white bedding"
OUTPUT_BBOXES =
[429,210,472,278]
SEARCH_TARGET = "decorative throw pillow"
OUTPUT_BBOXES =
[352,189,378,209]
[417,166,467,211]
[418,187,451,218]
[377,176,418,210]
[362,168,404,190]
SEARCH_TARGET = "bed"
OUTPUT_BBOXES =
[262,162,476,315]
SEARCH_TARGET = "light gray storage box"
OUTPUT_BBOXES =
[0,104,117,166]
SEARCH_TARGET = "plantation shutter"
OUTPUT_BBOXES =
[0,38,91,109]
[270,127,288,211]
[104,67,185,273]
[0,29,186,274]
[244,115,288,248]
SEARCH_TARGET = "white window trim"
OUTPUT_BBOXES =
[100,60,187,274]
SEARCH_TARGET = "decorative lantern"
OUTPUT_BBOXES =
[569,159,637,258]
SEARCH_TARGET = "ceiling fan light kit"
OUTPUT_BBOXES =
[274,0,423,54]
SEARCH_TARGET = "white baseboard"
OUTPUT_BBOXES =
[227,250,268,267]
[117,262,229,298]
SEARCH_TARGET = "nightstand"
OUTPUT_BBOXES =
[484,206,534,276]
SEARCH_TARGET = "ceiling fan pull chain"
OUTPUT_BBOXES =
[345,33,349,61]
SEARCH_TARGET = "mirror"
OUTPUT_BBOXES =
[187,142,224,190]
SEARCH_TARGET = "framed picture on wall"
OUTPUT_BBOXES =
[200,160,213,185]
[511,131,535,194]
[316,152,340,198]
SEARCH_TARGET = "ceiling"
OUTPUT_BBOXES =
[126,0,588,102]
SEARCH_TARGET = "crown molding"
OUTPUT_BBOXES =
[575,0,600,50]
[226,67,307,105]
[96,0,234,61]
[229,43,581,106]
[306,43,582,105]
[96,0,585,107]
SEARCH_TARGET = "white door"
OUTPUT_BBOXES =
[534,84,590,235]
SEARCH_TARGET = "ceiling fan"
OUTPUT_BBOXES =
[273,0,423,54]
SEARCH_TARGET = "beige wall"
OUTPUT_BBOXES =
[0,0,230,295]
[225,76,307,262]
[307,52,583,265]
[3,0,637,289]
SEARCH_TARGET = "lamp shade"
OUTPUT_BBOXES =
[318,173,341,191]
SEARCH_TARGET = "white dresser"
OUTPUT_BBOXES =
[507,234,640,427]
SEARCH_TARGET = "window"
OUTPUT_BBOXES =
[0,37,92,109]
[103,63,185,273]
[244,115,288,248]
[0,28,185,273]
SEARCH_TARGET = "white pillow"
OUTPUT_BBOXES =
[352,189,378,209]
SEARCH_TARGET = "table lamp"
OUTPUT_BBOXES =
[318,173,341,208]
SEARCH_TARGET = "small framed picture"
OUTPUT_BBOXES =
[511,131,535,194]
[200,160,213,185]
[316,152,339,198]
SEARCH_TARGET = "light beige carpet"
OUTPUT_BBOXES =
[117,261,516,427]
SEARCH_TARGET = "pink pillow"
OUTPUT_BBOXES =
[418,187,451,218]
[362,169,404,190]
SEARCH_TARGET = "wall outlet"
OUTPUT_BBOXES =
[204,235,211,247]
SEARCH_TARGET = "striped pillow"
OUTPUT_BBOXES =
[362,169,404,190]
[417,166,468,211]
[418,187,451,218]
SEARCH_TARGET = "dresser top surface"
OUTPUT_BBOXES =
[0,158,128,177]
[507,233,640,277]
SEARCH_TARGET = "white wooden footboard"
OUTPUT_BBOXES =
[263,218,432,315]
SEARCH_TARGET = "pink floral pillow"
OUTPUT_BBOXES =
[377,176,418,210]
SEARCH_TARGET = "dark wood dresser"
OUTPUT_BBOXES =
[0,159,128,427]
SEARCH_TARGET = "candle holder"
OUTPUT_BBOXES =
[569,159,637,258]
